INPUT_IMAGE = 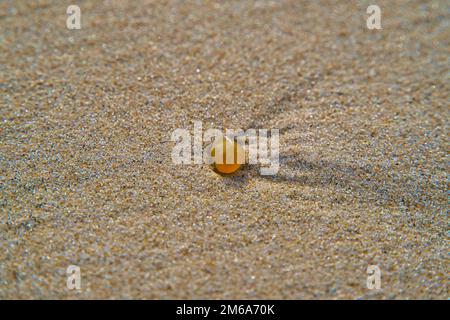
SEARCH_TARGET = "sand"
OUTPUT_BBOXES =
[0,0,448,299]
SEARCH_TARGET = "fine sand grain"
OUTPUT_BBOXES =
[1,0,448,299]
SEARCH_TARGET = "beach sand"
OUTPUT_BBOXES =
[1,0,448,299]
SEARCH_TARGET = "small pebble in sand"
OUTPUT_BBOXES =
[211,136,244,174]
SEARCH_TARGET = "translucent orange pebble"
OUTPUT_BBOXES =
[211,136,244,174]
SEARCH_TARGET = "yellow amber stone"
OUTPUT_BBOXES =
[211,136,244,174]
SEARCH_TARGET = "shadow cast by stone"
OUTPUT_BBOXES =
[232,152,444,211]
